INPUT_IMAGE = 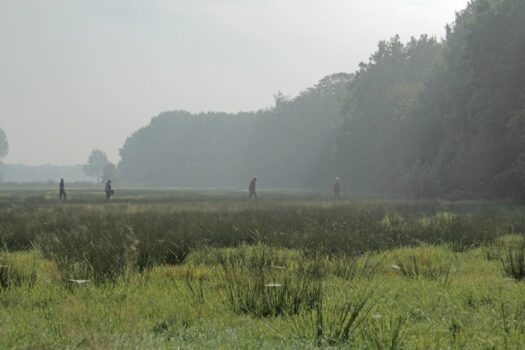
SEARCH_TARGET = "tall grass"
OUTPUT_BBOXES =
[0,251,37,289]
[0,198,521,283]
[291,286,376,346]
[501,245,525,281]
[2,193,525,348]
[483,235,525,281]
[360,316,405,349]
[217,245,323,317]
[392,246,456,283]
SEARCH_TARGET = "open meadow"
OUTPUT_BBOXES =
[2,190,525,349]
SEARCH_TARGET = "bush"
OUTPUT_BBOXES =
[501,244,525,281]
[219,245,322,317]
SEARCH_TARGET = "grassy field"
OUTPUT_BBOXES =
[1,190,525,349]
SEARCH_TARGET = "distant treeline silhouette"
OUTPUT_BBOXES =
[119,73,349,189]
[118,0,525,201]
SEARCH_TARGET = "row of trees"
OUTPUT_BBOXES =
[118,73,351,189]
[335,0,525,200]
[5,0,524,200]
[416,0,525,200]
[118,0,525,200]
[336,35,442,196]
[119,111,259,187]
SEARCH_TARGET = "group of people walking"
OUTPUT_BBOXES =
[58,176,342,200]
[58,179,114,200]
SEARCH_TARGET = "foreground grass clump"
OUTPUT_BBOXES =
[216,245,323,317]
[391,245,457,283]
[0,250,38,289]
[482,235,525,281]
[291,286,377,346]
[501,244,525,281]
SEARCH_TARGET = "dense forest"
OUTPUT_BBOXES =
[119,0,525,200]
[119,111,259,187]
[118,74,350,189]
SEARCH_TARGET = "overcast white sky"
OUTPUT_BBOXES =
[0,0,469,165]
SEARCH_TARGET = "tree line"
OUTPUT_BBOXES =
[3,0,524,201]
[335,0,525,201]
[118,73,351,189]
[119,0,525,199]
[118,0,525,200]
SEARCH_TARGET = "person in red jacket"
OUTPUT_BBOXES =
[333,177,341,199]
[249,177,258,199]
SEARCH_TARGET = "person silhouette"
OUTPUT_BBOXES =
[59,178,67,200]
[333,177,341,200]
[249,177,258,199]
[105,179,114,199]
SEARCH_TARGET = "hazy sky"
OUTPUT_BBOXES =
[0,0,469,165]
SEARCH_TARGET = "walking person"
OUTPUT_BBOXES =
[249,177,258,199]
[333,177,341,200]
[105,179,114,200]
[58,178,67,200]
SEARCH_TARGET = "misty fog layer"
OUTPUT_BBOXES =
[118,0,525,200]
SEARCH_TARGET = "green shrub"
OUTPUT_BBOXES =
[219,245,322,317]
[501,245,525,281]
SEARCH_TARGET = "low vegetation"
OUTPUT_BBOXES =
[1,191,525,348]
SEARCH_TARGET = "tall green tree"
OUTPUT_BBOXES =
[405,0,525,200]
[335,0,525,201]
[336,35,442,196]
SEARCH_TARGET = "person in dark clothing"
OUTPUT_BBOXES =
[333,177,341,200]
[59,178,67,200]
[249,177,258,199]
[105,180,114,200]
